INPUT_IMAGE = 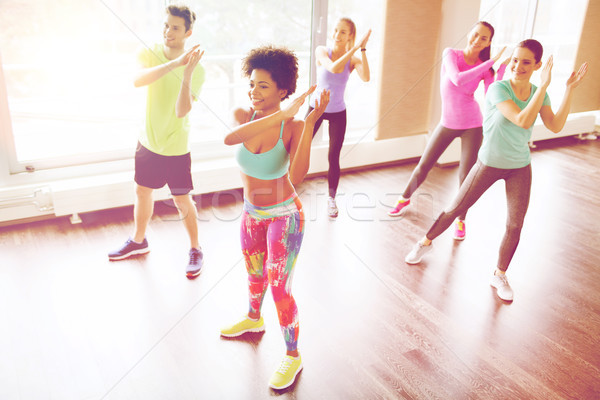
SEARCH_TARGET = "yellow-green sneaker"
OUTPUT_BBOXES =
[268,354,303,390]
[220,316,265,337]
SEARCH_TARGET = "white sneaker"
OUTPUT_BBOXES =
[405,242,432,264]
[490,273,514,302]
[327,197,338,218]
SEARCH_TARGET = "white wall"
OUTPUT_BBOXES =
[0,134,429,223]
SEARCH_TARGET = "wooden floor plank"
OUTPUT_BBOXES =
[0,136,599,399]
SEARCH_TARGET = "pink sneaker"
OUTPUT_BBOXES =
[453,220,466,241]
[388,198,410,217]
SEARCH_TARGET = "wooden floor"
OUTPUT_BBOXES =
[1,136,599,400]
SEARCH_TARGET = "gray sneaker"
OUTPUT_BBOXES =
[108,237,149,261]
[186,247,204,280]
[405,242,432,264]
[490,273,514,301]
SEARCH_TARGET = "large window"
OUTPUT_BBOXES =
[313,0,383,144]
[185,0,313,157]
[479,0,588,105]
[0,0,383,175]
[0,0,313,172]
[1,1,161,171]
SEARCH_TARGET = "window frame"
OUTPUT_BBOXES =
[0,1,328,176]
[480,0,588,108]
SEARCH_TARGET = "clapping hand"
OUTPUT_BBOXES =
[357,29,372,51]
[540,55,553,88]
[182,46,204,77]
[306,90,330,126]
[175,45,199,66]
[566,62,588,90]
[281,85,317,120]
[492,46,507,63]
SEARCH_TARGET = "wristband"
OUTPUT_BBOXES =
[361,48,366,52]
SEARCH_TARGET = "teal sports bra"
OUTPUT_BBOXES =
[235,112,290,180]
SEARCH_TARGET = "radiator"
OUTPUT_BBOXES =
[0,187,53,211]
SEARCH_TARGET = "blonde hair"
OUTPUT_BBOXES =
[338,18,356,51]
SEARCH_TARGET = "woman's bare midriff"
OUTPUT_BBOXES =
[241,173,296,206]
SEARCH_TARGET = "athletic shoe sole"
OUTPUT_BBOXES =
[453,235,465,241]
[186,270,202,280]
[490,282,514,302]
[388,211,405,217]
[405,256,426,264]
[220,325,265,338]
[108,247,150,261]
[269,363,303,390]
[388,205,410,217]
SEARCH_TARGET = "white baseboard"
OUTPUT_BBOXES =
[2,111,597,225]
[2,109,596,225]
[436,112,597,166]
[0,134,428,223]
[530,113,596,142]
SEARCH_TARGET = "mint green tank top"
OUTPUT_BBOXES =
[235,112,290,180]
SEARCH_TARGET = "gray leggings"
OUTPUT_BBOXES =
[403,125,483,220]
[426,160,532,272]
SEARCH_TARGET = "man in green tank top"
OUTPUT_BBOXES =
[108,5,206,280]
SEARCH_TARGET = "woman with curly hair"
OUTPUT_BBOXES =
[221,45,329,390]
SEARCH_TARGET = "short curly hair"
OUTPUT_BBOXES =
[241,45,298,100]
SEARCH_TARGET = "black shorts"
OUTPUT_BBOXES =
[134,142,193,196]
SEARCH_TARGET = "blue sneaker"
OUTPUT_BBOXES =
[108,238,149,261]
[186,247,204,279]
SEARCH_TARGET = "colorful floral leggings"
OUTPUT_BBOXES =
[241,194,304,352]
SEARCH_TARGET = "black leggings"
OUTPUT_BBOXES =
[307,107,347,198]
[403,125,483,220]
[426,160,532,272]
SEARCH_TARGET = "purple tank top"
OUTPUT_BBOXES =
[310,48,351,113]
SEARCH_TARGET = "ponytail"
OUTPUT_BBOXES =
[479,46,491,63]
[477,21,495,75]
